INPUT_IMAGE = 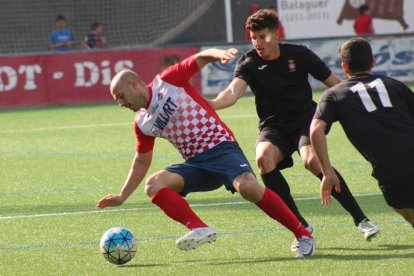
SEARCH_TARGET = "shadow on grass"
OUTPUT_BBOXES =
[313,252,414,261]
[106,244,414,268]
[311,243,414,261]
[171,249,414,266]
[118,263,170,268]
[322,244,414,251]
[176,256,299,266]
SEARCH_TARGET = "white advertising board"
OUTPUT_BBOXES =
[277,0,414,39]
[201,36,414,95]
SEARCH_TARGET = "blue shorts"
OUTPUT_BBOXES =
[165,141,255,196]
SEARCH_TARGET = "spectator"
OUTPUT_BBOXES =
[243,3,261,40]
[354,4,374,36]
[278,19,286,40]
[48,15,76,51]
[159,54,195,85]
[159,54,180,71]
[82,22,106,49]
[269,6,286,40]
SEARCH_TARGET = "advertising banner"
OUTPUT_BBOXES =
[201,36,414,94]
[299,36,414,89]
[0,47,199,108]
[277,0,414,39]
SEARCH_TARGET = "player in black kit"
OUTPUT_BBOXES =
[207,9,379,249]
[311,37,414,228]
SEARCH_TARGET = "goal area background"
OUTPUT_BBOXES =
[0,0,275,55]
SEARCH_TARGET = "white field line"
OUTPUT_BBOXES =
[0,193,381,220]
[1,114,257,134]
[0,122,130,133]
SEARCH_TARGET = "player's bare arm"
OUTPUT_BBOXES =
[309,119,341,204]
[323,73,342,88]
[195,48,238,69]
[97,151,153,208]
[207,77,248,110]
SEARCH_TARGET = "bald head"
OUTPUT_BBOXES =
[110,69,142,94]
[110,69,148,112]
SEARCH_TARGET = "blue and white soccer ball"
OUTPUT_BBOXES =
[100,227,137,265]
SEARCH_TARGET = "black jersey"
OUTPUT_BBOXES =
[314,73,414,176]
[234,43,332,129]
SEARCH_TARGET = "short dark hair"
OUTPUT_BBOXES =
[56,15,66,22]
[359,4,369,14]
[90,22,102,30]
[160,55,180,69]
[245,8,279,32]
[340,37,373,74]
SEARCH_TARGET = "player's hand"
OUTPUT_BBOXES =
[97,194,125,209]
[320,169,341,205]
[220,48,238,64]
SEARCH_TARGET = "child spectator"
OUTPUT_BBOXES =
[83,22,106,49]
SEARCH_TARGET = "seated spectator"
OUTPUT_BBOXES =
[82,22,106,49]
[48,15,76,51]
[354,4,374,36]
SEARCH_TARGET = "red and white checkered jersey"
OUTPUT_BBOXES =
[134,56,236,160]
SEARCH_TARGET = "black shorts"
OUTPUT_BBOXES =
[375,165,414,209]
[256,115,312,170]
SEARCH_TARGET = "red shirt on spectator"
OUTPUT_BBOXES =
[354,14,373,35]
[278,20,285,40]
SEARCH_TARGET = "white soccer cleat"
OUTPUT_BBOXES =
[176,227,217,251]
[291,224,313,252]
[296,236,316,258]
[358,219,379,241]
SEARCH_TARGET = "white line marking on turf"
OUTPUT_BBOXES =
[0,193,381,220]
[1,114,257,133]
[0,122,131,133]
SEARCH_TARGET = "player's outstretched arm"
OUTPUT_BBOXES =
[97,151,153,208]
[195,48,238,69]
[310,119,340,204]
[207,77,247,110]
[323,73,342,88]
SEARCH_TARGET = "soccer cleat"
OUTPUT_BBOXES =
[358,219,379,241]
[296,236,316,258]
[291,224,313,252]
[176,227,217,251]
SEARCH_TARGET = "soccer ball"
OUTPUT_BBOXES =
[100,227,137,265]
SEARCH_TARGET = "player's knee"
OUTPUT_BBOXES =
[144,175,161,197]
[256,155,276,173]
[235,173,263,202]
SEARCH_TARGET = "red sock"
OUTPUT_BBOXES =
[256,188,312,239]
[151,187,207,230]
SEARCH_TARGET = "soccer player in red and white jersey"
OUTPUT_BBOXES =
[97,48,315,257]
